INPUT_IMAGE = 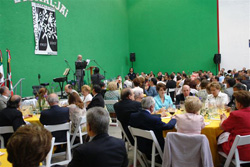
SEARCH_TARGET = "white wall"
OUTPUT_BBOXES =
[219,0,250,71]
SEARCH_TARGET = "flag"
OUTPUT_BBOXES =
[6,50,13,96]
[0,50,5,85]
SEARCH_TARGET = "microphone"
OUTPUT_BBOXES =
[38,74,41,79]
[64,59,68,63]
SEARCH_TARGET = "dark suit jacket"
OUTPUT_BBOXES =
[40,105,69,142]
[91,73,105,85]
[86,93,104,110]
[0,107,26,146]
[68,133,128,167]
[175,92,193,105]
[114,99,141,144]
[129,110,176,156]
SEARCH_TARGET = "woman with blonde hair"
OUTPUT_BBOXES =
[81,85,93,110]
[206,82,229,107]
[104,81,120,112]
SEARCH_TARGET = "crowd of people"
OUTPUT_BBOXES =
[0,67,250,166]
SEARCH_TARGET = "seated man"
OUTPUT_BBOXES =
[0,86,10,111]
[175,85,193,105]
[86,84,105,110]
[0,95,25,146]
[40,93,69,142]
[114,88,141,144]
[7,125,52,167]
[64,84,78,95]
[129,96,176,159]
[68,107,128,167]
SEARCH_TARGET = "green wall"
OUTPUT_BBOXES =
[0,0,130,97]
[0,0,218,97]
[127,0,218,75]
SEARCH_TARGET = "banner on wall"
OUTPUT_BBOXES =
[32,2,57,55]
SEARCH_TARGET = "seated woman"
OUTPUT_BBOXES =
[68,92,85,132]
[104,81,120,112]
[7,124,52,167]
[134,88,144,102]
[206,82,229,107]
[154,83,174,112]
[219,90,250,161]
[81,85,92,110]
[175,96,205,134]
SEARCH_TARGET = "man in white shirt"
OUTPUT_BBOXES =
[0,86,10,111]
[123,75,132,88]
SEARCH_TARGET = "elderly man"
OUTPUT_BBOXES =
[0,95,25,146]
[68,107,128,167]
[75,54,85,91]
[114,88,141,144]
[175,85,193,105]
[64,84,78,95]
[40,93,69,142]
[129,96,176,159]
[0,86,10,110]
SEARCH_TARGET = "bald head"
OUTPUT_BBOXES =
[0,86,10,97]
[47,93,59,106]
[64,84,72,94]
[77,55,82,61]
[7,95,21,108]
[182,85,191,97]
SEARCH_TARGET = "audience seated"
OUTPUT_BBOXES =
[175,85,193,105]
[0,95,25,147]
[104,81,120,111]
[114,88,141,144]
[81,85,92,110]
[123,75,132,88]
[86,84,104,110]
[99,81,107,98]
[219,90,250,161]
[224,78,236,101]
[133,87,144,102]
[189,80,198,95]
[40,93,69,142]
[68,92,85,133]
[91,67,105,85]
[197,79,209,102]
[65,84,78,95]
[206,82,229,106]
[227,83,245,109]
[132,77,144,94]
[154,83,174,112]
[68,107,128,167]
[145,78,158,97]
[175,96,205,134]
[6,124,52,167]
[129,97,176,159]
[0,86,10,111]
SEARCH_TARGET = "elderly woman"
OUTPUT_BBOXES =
[7,125,52,167]
[68,92,85,132]
[154,83,174,112]
[206,82,229,107]
[104,81,120,111]
[134,88,144,102]
[219,90,250,161]
[175,96,205,134]
[81,85,93,110]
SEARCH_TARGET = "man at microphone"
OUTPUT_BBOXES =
[75,55,85,92]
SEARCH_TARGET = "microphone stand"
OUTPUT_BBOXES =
[92,60,107,78]
[64,59,76,82]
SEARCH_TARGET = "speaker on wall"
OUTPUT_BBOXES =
[213,54,221,64]
[130,53,136,62]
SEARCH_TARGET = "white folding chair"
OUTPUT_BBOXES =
[70,116,87,149]
[44,122,71,167]
[219,135,250,167]
[0,126,14,148]
[104,100,118,126]
[128,126,163,167]
[117,120,147,167]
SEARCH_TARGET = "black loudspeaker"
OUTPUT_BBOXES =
[130,53,136,62]
[213,54,221,64]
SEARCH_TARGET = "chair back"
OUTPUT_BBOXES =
[117,120,132,146]
[128,126,163,167]
[105,100,118,126]
[70,116,87,148]
[162,132,213,167]
[0,126,14,148]
[44,122,70,133]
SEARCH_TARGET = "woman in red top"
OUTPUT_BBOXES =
[220,90,250,161]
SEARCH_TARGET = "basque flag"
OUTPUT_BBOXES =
[0,50,5,84]
[6,50,13,96]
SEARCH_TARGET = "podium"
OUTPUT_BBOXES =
[86,66,96,84]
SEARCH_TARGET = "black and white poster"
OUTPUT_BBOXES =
[32,2,57,55]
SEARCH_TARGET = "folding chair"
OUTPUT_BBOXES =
[219,135,250,167]
[128,126,163,167]
[70,116,87,149]
[104,100,118,126]
[0,126,14,148]
[44,122,71,167]
[117,120,147,167]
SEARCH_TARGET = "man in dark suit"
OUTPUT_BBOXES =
[40,93,69,142]
[114,88,141,144]
[0,86,10,111]
[129,96,176,158]
[91,67,105,85]
[86,85,104,110]
[0,95,26,146]
[68,107,128,167]
[175,85,193,105]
